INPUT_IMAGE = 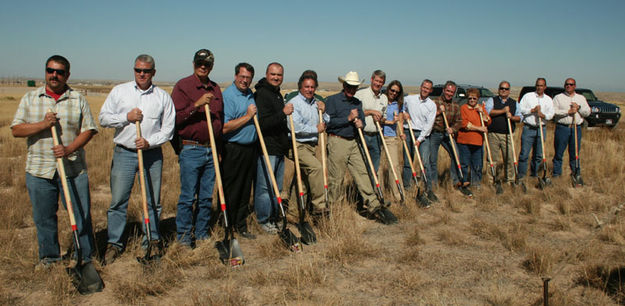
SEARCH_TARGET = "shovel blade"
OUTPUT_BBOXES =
[68,261,104,295]
[495,181,503,194]
[416,191,431,208]
[279,228,302,253]
[216,239,245,267]
[572,174,584,187]
[297,221,317,245]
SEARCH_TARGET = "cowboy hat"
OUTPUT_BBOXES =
[338,71,363,86]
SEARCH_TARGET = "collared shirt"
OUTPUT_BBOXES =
[519,92,554,126]
[552,92,591,125]
[11,86,98,179]
[383,101,399,137]
[457,103,490,146]
[326,91,366,139]
[171,74,224,143]
[402,94,437,142]
[99,81,175,149]
[355,86,388,133]
[485,96,523,119]
[289,92,330,143]
[433,97,462,133]
[222,83,257,145]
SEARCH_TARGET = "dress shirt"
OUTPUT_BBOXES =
[289,92,330,143]
[355,87,388,133]
[326,91,366,139]
[99,81,175,149]
[383,101,399,137]
[519,92,554,126]
[171,74,223,143]
[402,94,437,142]
[222,83,257,145]
[485,96,522,119]
[11,86,98,179]
[552,92,590,125]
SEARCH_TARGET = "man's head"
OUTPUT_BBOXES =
[265,62,284,88]
[420,79,433,99]
[339,71,362,99]
[564,78,576,95]
[535,77,547,96]
[498,81,511,99]
[45,55,70,93]
[134,54,155,90]
[370,70,386,95]
[193,49,214,81]
[234,62,254,92]
[442,80,457,102]
[298,74,318,100]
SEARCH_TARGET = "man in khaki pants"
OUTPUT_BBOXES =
[325,71,396,225]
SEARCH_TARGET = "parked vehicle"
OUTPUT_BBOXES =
[430,84,494,105]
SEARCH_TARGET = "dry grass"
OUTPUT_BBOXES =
[2,85,625,304]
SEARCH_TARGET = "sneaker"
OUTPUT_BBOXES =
[103,244,121,266]
[260,222,278,234]
[380,207,398,224]
[427,190,439,202]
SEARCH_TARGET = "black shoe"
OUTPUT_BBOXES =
[427,190,439,202]
[369,209,390,225]
[238,231,256,240]
[380,208,398,224]
[459,186,473,197]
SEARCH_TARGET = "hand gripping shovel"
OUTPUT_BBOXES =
[571,113,584,187]
[253,115,302,252]
[318,109,330,208]
[507,117,526,193]
[537,117,552,189]
[405,118,431,207]
[375,120,405,205]
[478,105,503,194]
[134,122,162,265]
[288,115,317,244]
[50,112,103,294]
[205,105,244,267]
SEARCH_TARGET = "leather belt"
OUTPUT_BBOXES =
[182,139,209,147]
[329,134,354,141]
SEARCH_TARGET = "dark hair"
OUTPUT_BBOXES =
[298,70,319,89]
[235,62,254,76]
[46,55,70,73]
[266,62,283,73]
[467,87,480,98]
[300,69,318,81]
[385,80,404,111]
[536,77,546,85]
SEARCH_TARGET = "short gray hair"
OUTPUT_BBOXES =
[371,70,386,81]
[135,54,155,69]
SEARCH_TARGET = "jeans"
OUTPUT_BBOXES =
[176,145,216,245]
[518,125,546,179]
[364,133,381,172]
[552,124,582,177]
[428,131,461,186]
[254,154,284,225]
[457,143,484,186]
[402,128,431,189]
[26,172,94,263]
[107,146,162,249]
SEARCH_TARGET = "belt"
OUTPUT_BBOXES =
[116,144,155,152]
[524,124,541,129]
[299,141,318,146]
[556,123,578,127]
[329,134,354,141]
[363,131,378,136]
[182,139,209,147]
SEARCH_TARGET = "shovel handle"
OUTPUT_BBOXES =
[478,106,495,171]
[135,122,152,241]
[375,121,402,191]
[442,111,463,179]
[253,115,286,217]
[318,109,329,193]
[356,127,381,188]
[204,104,229,227]
[405,118,427,183]
[288,115,305,197]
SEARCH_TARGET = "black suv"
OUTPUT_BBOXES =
[518,86,621,128]
[430,84,495,105]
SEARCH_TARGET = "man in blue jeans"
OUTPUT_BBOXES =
[171,49,223,247]
[11,55,98,267]
[99,54,175,264]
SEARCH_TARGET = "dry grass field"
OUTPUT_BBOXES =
[1,84,625,305]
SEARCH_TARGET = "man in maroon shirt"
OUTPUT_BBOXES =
[171,49,224,247]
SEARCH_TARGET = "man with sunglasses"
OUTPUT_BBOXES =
[99,54,175,264]
[552,78,590,178]
[11,55,98,269]
[170,49,223,247]
[485,81,522,188]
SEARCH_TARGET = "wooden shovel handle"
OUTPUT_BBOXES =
[204,105,228,223]
[252,115,285,212]
[375,121,400,184]
[356,127,380,187]
[48,109,77,230]
[288,115,304,195]
[135,122,151,230]
[318,109,328,189]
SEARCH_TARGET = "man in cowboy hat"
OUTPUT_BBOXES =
[325,71,397,225]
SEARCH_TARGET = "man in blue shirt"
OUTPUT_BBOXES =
[221,62,258,239]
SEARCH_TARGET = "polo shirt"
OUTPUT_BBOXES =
[355,86,388,133]
[222,83,257,145]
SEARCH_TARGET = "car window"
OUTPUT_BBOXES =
[456,88,466,97]
[479,88,494,98]
[576,89,597,101]
[430,87,443,97]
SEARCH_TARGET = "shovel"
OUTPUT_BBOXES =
[375,120,405,205]
[356,127,386,206]
[441,110,465,184]
[318,109,330,208]
[507,117,526,193]
[204,105,244,267]
[50,113,104,294]
[537,117,552,189]
[404,118,432,206]
[134,122,162,265]
[571,113,583,187]
[478,105,503,194]
[288,115,317,245]
[253,115,302,252]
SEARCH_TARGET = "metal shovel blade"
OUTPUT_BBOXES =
[216,238,245,267]
[279,228,302,253]
[571,173,584,187]
[136,241,162,265]
[68,261,104,295]
[297,221,317,245]
[495,181,504,194]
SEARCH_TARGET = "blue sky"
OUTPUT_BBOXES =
[1,0,624,91]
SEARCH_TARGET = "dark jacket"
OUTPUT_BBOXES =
[254,77,289,156]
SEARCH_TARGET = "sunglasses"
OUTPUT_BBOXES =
[134,68,154,74]
[46,67,66,76]
[565,83,576,86]
[499,87,510,91]
[389,89,400,94]
[468,97,478,101]
[195,61,213,67]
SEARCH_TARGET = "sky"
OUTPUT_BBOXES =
[1,0,625,91]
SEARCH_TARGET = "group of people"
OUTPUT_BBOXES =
[11,52,590,269]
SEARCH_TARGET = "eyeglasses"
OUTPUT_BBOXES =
[499,87,510,91]
[468,97,478,101]
[134,68,154,74]
[46,67,66,76]
[565,83,576,86]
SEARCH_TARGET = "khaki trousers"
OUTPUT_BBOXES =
[288,142,327,219]
[327,135,380,213]
[378,136,403,201]
[487,132,515,183]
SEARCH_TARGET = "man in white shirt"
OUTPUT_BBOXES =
[99,54,176,264]
[552,78,590,177]
[518,78,554,182]
[355,70,387,172]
